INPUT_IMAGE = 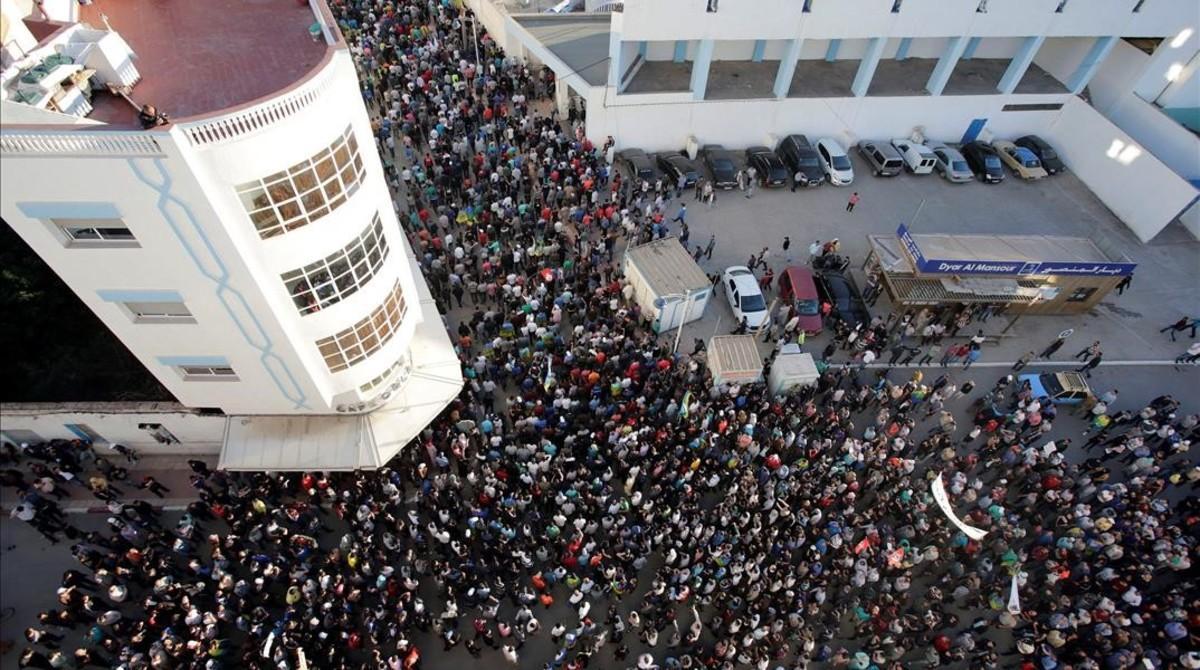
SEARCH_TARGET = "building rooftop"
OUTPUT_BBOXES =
[514,15,611,86]
[80,0,330,127]
[912,232,1113,264]
[624,237,711,295]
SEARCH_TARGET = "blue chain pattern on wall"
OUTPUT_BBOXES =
[127,158,311,410]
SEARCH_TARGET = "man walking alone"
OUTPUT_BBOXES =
[846,192,860,213]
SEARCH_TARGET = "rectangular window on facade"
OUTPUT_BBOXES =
[122,300,195,324]
[50,218,139,248]
[175,365,239,381]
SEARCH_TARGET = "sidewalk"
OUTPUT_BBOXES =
[1,454,204,513]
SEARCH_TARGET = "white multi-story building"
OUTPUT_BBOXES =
[476,0,1200,241]
[0,0,462,469]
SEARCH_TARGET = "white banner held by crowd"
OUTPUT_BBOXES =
[931,473,988,541]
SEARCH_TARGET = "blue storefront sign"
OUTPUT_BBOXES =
[895,225,1135,277]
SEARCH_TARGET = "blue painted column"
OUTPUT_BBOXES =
[673,40,688,63]
[1067,36,1118,94]
[608,30,623,92]
[997,35,1045,94]
[895,37,912,61]
[774,38,803,98]
[752,40,766,63]
[825,39,841,62]
[926,36,967,96]
[962,36,982,59]
[639,41,647,59]
[691,39,715,100]
[852,37,887,97]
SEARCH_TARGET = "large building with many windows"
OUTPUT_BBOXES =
[0,0,461,469]
[478,0,1200,241]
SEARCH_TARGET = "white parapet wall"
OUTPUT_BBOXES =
[1043,97,1199,243]
[0,403,225,454]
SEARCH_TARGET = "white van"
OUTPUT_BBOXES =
[891,139,938,175]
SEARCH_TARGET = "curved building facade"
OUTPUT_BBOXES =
[0,0,461,469]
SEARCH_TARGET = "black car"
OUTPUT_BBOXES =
[816,270,870,326]
[655,151,701,188]
[616,148,656,182]
[701,144,738,189]
[745,146,790,187]
[1015,135,1064,175]
[961,141,1006,183]
[775,134,823,187]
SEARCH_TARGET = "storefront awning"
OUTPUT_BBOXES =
[885,275,1042,305]
[219,278,463,471]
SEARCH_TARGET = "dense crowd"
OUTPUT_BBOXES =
[5,1,1199,669]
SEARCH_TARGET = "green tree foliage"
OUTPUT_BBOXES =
[0,219,171,402]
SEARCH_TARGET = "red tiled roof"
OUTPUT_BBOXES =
[80,0,328,126]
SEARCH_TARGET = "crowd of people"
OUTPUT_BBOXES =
[5,1,1198,669]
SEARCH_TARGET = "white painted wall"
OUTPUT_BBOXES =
[646,40,676,61]
[0,404,224,454]
[1180,200,1200,238]
[0,0,37,66]
[1087,39,1200,181]
[618,0,1195,43]
[1158,50,1200,109]
[1032,36,1093,85]
[1133,27,1199,102]
[1089,39,1153,111]
[1043,97,1199,242]
[712,39,756,61]
[591,92,1070,151]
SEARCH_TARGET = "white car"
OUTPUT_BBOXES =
[722,266,770,329]
[891,139,938,174]
[816,138,854,186]
[926,141,975,183]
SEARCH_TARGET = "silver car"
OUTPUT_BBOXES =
[927,141,974,184]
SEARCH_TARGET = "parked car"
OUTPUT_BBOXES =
[543,0,583,11]
[961,141,1006,183]
[656,151,701,188]
[994,140,1049,180]
[616,148,655,182]
[926,141,975,183]
[891,138,938,174]
[816,138,854,185]
[1015,135,1064,174]
[856,140,904,177]
[775,134,824,187]
[722,266,770,329]
[745,146,789,187]
[777,266,823,335]
[1019,372,1093,405]
[701,144,738,189]
[815,270,869,326]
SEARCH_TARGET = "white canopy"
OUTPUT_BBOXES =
[219,280,463,471]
